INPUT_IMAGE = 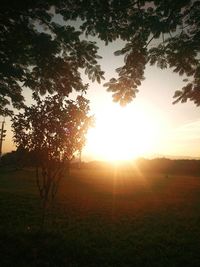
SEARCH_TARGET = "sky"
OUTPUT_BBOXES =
[80,38,200,160]
[1,20,200,161]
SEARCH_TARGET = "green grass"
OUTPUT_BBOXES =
[0,166,200,266]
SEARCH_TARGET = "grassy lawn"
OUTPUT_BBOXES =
[0,166,200,266]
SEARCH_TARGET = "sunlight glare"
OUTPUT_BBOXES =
[86,103,165,161]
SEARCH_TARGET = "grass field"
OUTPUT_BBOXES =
[0,165,200,266]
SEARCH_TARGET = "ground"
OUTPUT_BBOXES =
[0,165,200,266]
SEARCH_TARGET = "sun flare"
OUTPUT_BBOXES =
[85,103,165,161]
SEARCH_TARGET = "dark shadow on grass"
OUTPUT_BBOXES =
[0,227,200,267]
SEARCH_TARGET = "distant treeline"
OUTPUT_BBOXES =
[0,149,34,169]
[1,151,200,176]
[136,158,200,176]
[72,158,200,177]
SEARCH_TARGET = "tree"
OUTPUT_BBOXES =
[72,0,199,106]
[0,146,29,169]
[1,0,200,112]
[0,0,104,115]
[11,93,93,226]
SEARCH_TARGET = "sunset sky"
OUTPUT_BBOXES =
[1,23,200,161]
[84,38,200,160]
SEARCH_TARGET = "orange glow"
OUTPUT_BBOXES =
[86,103,165,161]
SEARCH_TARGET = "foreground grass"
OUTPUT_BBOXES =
[0,166,200,266]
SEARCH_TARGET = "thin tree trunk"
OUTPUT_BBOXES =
[41,198,47,231]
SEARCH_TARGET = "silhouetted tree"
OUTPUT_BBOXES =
[0,145,29,169]
[12,93,93,227]
[1,0,199,112]
[0,0,104,115]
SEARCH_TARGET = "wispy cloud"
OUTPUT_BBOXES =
[166,119,200,141]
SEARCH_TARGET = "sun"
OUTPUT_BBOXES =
[85,103,165,161]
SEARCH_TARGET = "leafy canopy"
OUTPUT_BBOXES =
[11,93,93,218]
[1,0,200,113]
[0,0,104,115]
[11,94,93,162]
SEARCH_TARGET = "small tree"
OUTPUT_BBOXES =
[12,93,93,227]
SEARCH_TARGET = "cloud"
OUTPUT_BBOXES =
[166,119,200,141]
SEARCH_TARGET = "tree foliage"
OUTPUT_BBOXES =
[72,0,200,106]
[0,0,104,115]
[1,0,200,111]
[11,93,93,220]
[12,94,93,161]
